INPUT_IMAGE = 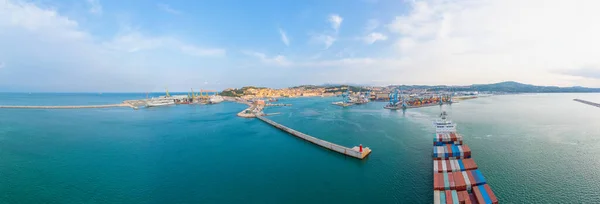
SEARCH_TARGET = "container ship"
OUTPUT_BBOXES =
[432,112,498,204]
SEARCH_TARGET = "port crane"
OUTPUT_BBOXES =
[341,87,351,104]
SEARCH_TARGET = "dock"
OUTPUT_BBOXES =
[256,115,371,159]
[0,103,137,109]
[574,99,600,108]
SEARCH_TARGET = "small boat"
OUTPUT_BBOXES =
[384,104,404,110]
[332,101,353,107]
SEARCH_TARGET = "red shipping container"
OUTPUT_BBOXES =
[462,159,470,170]
[462,144,472,158]
[483,184,499,204]
[466,158,478,170]
[446,160,452,172]
[437,160,443,173]
[450,133,456,141]
[454,171,466,191]
[433,173,438,190]
[473,185,486,204]
[446,190,453,204]
[439,173,446,190]
[462,158,476,171]
[457,190,466,204]
[447,144,453,158]
[463,159,474,170]
[434,173,443,190]
[448,172,456,190]
[467,193,476,204]
[433,172,438,190]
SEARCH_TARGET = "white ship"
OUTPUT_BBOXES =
[146,99,175,107]
[208,95,224,104]
[332,101,353,107]
[434,111,457,133]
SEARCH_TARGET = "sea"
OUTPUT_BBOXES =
[1,93,599,203]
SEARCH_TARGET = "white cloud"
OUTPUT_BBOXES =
[328,14,343,32]
[279,28,289,46]
[0,0,225,91]
[304,58,379,67]
[562,66,600,80]
[180,45,226,57]
[374,0,600,87]
[103,31,224,57]
[0,1,87,40]
[365,19,380,32]
[87,0,102,15]
[364,32,387,44]
[288,0,600,87]
[311,34,336,49]
[243,51,291,67]
[157,3,181,15]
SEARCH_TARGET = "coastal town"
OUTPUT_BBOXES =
[219,85,485,101]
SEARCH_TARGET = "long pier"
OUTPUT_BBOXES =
[0,103,137,109]
[256,115,371,159]
[574,99,600,108]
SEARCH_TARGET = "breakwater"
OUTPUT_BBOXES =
[574,99,600,108]
[257,115,371,159]
[0,103,137,109]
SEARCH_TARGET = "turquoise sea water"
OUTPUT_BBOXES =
[1,93,600,203]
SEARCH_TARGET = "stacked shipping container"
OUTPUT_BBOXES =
[432,132,498,204]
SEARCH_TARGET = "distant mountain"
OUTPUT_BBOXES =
[282,81,600,93]
[429,81,600,93]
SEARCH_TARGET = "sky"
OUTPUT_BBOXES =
[1,0,600,92]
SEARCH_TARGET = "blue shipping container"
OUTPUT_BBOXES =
[474,170,487,185]
[443,172,450,190]
[478,185,492,204]
[440,191,446,204]
[444,146,449,158]
[452,145,459,157]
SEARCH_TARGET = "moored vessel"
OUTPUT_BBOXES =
[208,95,224,104]
[145,99,175,107]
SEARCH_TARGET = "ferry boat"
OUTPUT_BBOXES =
[208,95,224,104]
